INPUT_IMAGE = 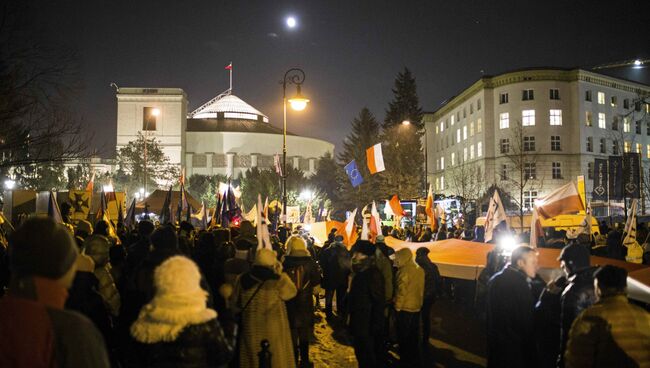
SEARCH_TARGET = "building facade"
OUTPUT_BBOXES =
[423,68,650,212]
[114,87,334,180]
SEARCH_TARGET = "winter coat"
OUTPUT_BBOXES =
[565,294,650,368]
[534,275,568,368]
[318,241,351,290]
[135,319,235,368]
[415,254,442,302]
[233,266,297,368]
[560,267,598,365]
[394,250,425,312]
[375,248,394,302]
[66,271,114,349]
[606,230,625,260]
[283,255,322,329]
[95,265,121,317]
[375,241,395,259]
[0,276,110,367]
[486,266,536,368]
[347,261,385,337]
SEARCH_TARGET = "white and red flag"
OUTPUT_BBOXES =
[534,181,585,219]
[225,62,232,70]
[366,143,386,174]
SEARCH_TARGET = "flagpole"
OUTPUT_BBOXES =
[229,61,232,91]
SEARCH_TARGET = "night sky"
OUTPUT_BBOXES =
[30,0,650,157]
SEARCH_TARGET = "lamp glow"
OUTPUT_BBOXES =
[402,120,411,126]
[634,59,642,66]
[289,96,309,111]
[299,189,313,200]
[103,184,114,192]
[286,17,297,28]
[151,108,160,117]
[4,179,15,190]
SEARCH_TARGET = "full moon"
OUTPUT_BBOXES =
[286,17,297,28]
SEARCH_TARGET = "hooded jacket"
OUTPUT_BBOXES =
[394,249,425,312]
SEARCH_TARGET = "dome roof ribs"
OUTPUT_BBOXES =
[188,88,232,118]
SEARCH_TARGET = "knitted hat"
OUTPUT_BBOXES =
[154,256,204,296]
[9,217,78,279]
[285,235,310,257]
[351,240,375,256]
[254,248,278,267]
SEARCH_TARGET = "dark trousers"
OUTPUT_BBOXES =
[353,335,377,368]
[291,326,311,366]
[421,299,434,346]
[396,311,422,367]
[325,284,347,315]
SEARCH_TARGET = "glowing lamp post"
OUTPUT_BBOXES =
[282,68,309,226]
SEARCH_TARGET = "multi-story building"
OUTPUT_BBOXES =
[423,67,650,212]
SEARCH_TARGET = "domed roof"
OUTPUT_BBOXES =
[189,92,268,122]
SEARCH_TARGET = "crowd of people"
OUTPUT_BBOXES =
[0,208,649,367]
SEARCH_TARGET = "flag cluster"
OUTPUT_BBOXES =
[344,143,386,187]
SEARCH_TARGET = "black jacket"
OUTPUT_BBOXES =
[534,275,568,368]
[415,254,442,302]
[283,255,322,329]
[559,266,597,367]
[486,266,536,368]
[66,271,114,349]
[347,262,385,337]
[137,318,235,368]
[318,242,351,290]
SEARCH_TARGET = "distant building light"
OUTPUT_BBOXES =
[4,179,16,190]
[634,59,642,66]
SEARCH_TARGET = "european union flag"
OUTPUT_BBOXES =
[345,159,364,187]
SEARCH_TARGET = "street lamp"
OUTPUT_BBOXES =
[4,179,15,190]
[282,68,309,226]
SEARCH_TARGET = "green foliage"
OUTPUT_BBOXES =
[337,108,384,211]
[239,167,312,211]
[66,164,92,190]
[113,133,179,193]
[186,174,229,208]
[380,67,425,199]
[310,152,342,206]
[15,161,65,191]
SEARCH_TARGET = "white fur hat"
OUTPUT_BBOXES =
[154,255,203,296]
[254,248,277,267]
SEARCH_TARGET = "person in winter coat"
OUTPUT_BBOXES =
[565,265,650,367]
[318,234,351,318]
[283,236,322,368]
[347,240,385,368]
[375,235,396,260]
[233,248,297,368]
[534,274,569,368]
[233,221,257,260]
[435,228,447,241]
[415,247,441,347]
[557,242,597,367]
[606,226,625,260]
[84,234,121,317]
[0,217,110,367]
[486,246,538,368]
[131,256,236,367]
[394,248,425,367]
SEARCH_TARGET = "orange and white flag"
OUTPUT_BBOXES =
[425,184,439,232]
[366,143,385,174]
[535,181,585,219]
[85,171,95,192]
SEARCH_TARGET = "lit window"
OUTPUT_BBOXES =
[524,163,536,180]
[624,141,631,153]
[523,190,537,209]
[499,93,509,104]
[522,110,535,126]
[610,96,617,107]
[142,107,158,131]
[477,118,482,132]
[440,121,444,132]
[463,147,468,161]
[436,159,439,170]
[451,152,455,166]
[551,136,561,151]
[457,129,461,143]
[586,137,593,152]
[470,145,475,159]
[624,117,631,132]
[598,113,606,129]
[441,157,445,170]
[549,89,560,100]
[585,111,592,127]
[550,109,562,126]
[436,177,440,190]
[463,126,468,140]
[522,89,534,101]
[470,122,475,136]
[478,142,483,157]
[598,92,605,104]
[636,143,642,154]
[552,162,562,179]
[499,113,510,129]
[451,115,455,125]
[435,125,439,134]
[647,145,650,159]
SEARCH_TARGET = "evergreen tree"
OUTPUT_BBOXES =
[381,67,424,199]
[310,152,342,208]
[337,108,383,211]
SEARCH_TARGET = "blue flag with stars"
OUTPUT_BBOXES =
[345,159,364,187]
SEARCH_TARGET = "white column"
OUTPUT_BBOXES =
[251,154,258,168]
[185,152,194,177]
[309,158,316,173]
[206,152,214,175]
[226,153,235,178]
[292,156,300,170]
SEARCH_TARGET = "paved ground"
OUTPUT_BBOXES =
[311,290,488,368]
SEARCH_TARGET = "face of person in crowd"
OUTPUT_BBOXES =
[516,251,539,278]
